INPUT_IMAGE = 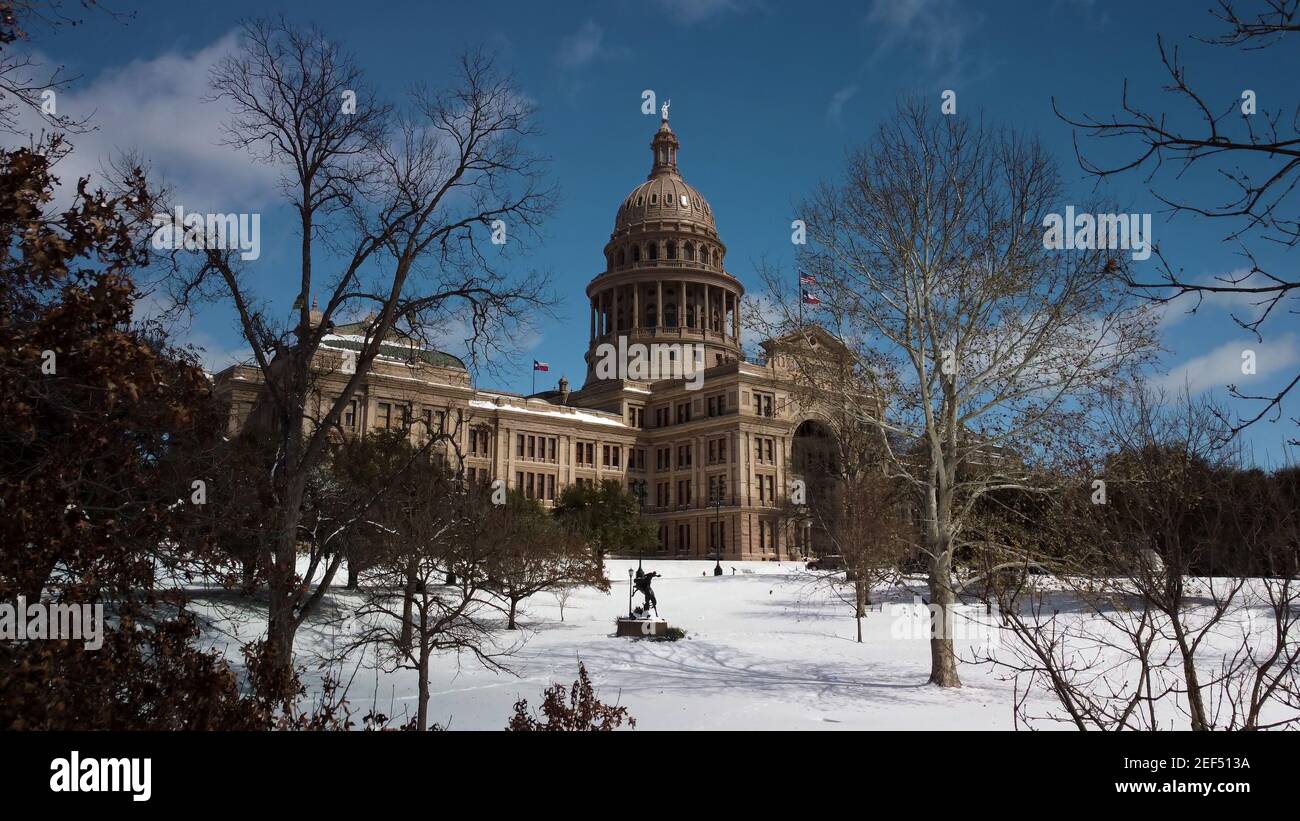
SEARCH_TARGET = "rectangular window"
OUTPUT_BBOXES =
[376,402,391,430]
[344,400,357,430]
[547,474,556,501]
[517,434,525,458]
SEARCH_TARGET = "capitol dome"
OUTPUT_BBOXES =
[601,117,729,273]
[583,111,744,387]
[613,121,718,237]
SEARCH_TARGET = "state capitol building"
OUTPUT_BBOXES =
[215,112,838,561]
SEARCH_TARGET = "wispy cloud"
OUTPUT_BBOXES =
[655,0,756,24]
[1156,333,1300,395]
[557,19,607,70]
[827,84,858,124]
[864,0,986,84]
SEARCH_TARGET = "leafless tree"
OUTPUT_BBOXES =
[979,389,1300,729]
[756,99,1158,686]
[1055,0,1300,443]
[337,469,507,731]
[482,493,608,631]
[155,18,556,684]
[0,1,107,134]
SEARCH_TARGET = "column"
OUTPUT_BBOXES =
[656,281,663,328]
[589,298,595,341]
[731,292,739,339]
[679,280,687,329]
[705,285,711,334]
[633,285,640,329]
[613,287,620,333]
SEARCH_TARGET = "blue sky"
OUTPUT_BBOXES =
[15,0,1299,465]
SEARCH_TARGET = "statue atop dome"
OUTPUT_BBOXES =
[661,99,670,122]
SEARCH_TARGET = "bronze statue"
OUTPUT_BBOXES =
[633,568,660,615]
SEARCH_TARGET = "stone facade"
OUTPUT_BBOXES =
[213,114,830,561]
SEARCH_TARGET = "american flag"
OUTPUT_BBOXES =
[533,360,549,372]
[801,290,821,306]
[799,273,817,286]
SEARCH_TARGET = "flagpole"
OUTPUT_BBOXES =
[797,270,803,329]
[531,363,535,398]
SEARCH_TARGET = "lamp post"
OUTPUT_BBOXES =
[711,485,723,577]
[633,480,647,573]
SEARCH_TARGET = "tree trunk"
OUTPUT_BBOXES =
[346,561,359,590]
[400,557,416,652]
[855,582,866,643]
[507,598,518,630]
[927,545,962,687]
[417,608,430,731]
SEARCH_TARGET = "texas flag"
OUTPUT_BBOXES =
[799,273,817,286]
[801,290,821,306]
[533,360,550,372]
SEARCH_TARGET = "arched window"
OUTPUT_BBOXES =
[684,243,695,261]
[632,245,641,262]
[648,242,658,261]
[666,241,677,260]
[665,303,677,328]
[645,304,657,328]
[701,246,711,266]
[617,248,626,266]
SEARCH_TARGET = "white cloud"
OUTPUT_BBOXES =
[557,20,606,69]
[655,0,755,24]
[864,0,983,80]
[1156,333,1300,395]
[827,85,858,124]
[5,32,280,211]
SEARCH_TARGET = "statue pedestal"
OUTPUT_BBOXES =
[616,616,670,638]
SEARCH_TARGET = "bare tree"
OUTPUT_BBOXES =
[483,492,608,631]
[980,389,1300,730]
[340,465,505,731]
[0,1,106,134]
[756,99,1158,686]
[157,18,556,685]
[1056,0,1300,443]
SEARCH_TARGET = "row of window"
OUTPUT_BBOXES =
[348,400,448,436]
[517,434,558,463]
[609,239,722,269]
[516,471,557,502]
[643,392,773,429]
[654,520,780,554]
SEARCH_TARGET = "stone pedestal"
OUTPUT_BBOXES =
[616,617,670,638]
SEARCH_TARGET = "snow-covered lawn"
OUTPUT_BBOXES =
[191,559,1030,730]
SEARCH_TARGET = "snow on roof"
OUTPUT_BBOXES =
[468,397,627,428]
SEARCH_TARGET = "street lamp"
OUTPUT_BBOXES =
[633,480,647,573]
[711,484,723,576]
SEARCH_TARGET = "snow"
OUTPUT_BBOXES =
[186,559,1290,730]
[468,398,628,428]
[192,560,1024,730]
